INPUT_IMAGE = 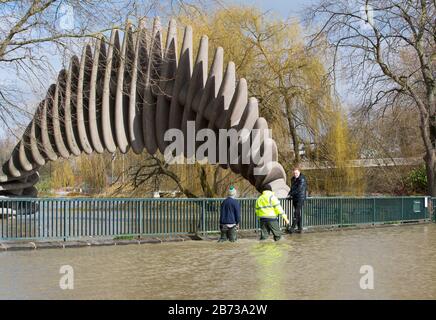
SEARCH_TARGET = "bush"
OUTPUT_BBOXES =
[407,166,427,194]
[36,177,52,193]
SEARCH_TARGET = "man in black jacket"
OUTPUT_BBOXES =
[287,165,307,234]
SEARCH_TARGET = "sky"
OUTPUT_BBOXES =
[233,0,351,106]
[231,0,318,19]
[0,0,321,139]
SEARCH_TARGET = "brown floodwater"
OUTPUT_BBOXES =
[1,224,435,299]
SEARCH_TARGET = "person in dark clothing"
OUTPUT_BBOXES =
[218,186,241,242]
[287,165,307,233]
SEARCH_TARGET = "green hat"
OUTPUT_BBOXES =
[229,186,237,197]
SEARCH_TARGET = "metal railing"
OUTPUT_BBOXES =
[432,197,436,222]
[303,196,428,227]
[0,196,430,240]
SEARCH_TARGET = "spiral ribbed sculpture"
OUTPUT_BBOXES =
[0,18,290,198]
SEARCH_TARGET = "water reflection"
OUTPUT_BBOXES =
[249,242,292,299]
[1,224,436,299]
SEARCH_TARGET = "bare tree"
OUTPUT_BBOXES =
[0,0,206,136]
[0,1,122,132]
[307,0,436,195]
[123,154,248,198]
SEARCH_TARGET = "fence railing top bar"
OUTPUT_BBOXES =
[0,197,208,202]
[0,196,431,202]
[303,196,429,199]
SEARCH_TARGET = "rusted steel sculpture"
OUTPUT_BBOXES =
[0,18,289,198]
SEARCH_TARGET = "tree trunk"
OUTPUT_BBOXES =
[289,123,300,164]
[198,165,215,197]
[284,99,300,164]
[424,149,436,196]
[425,85,436,196]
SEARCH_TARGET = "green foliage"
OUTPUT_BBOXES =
[51,160,75,189]
[315,110,365,195]
[36,177,52,192]
[78,153,110,193]
[407,166,427,194]
[35,176,56,197]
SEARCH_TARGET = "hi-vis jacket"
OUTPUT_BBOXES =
[255,190,285,219]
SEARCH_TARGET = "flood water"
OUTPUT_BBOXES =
[1,224,435,299]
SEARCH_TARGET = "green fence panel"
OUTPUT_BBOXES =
[0,196,430,240]
[432,198,436,222]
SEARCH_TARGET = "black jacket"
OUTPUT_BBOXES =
[288,173,307,201]
[220,197,241,225]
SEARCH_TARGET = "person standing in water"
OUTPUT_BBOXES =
[255,185,290,241]
[218,186,241,242]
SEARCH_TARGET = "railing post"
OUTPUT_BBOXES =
[340,198,343,227]
[432,197,434,222]
[138,200,142,237]
[401,197,404,222]
[289,199,292,229]
[373,198,376,226]
[202,199,206,237]
[431,197,433,222]
[425,197,429,221]
[431,197,434,222]
[63,200,67,242]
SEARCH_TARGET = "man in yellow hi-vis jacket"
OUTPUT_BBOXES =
[255,185,290,241]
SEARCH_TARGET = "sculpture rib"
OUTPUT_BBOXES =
[0,18,290,198]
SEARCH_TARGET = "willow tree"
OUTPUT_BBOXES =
[181,7,359,190]
[124,6,360,196]
[51,160,75,189]
[77,154,109,193]
[180,7,334,166]
[321,109,364,195]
